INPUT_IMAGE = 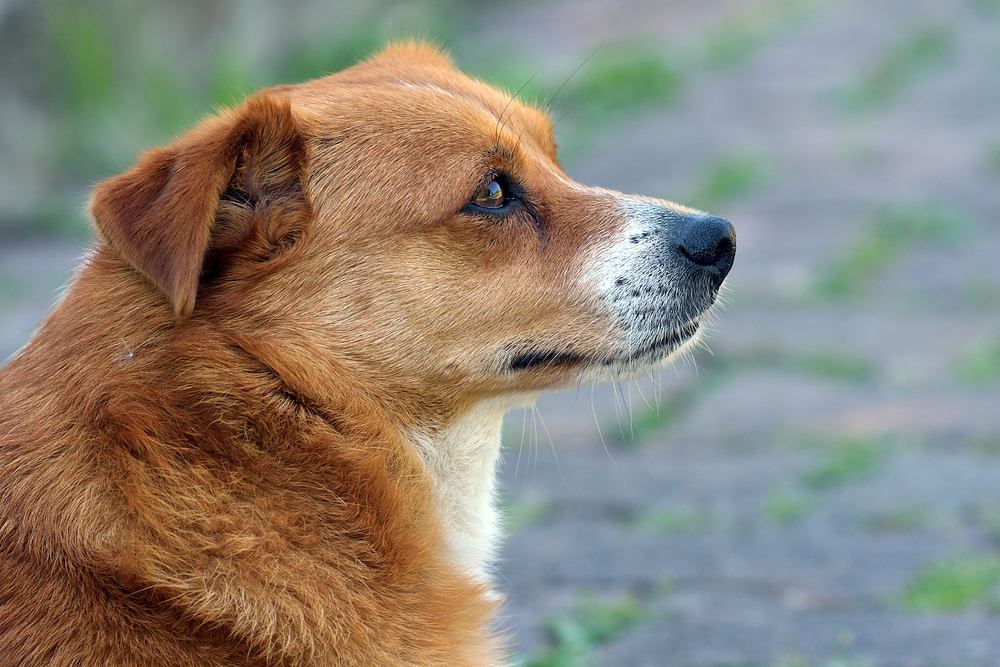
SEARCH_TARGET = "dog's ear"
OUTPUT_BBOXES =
[90,93,307,323]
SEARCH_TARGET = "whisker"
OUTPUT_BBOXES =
[591,384,617,465]
[496,68,542,143]
[532,403,566,487]
[514,406,528,481]
[545,44,604,110]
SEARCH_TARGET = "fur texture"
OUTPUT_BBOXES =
[0,43,734,666]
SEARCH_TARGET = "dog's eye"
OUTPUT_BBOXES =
[473,179,508,209]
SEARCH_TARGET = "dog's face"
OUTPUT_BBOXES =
[91,45,734,416]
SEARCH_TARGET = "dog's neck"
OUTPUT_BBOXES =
[408,397,530,583]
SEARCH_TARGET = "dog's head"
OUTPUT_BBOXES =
[90,44,734,417]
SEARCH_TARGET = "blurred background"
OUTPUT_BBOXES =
[3,0,1000,664]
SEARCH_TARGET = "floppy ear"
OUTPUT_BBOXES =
[90,93,307,323]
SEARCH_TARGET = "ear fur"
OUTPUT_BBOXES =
[90,93,306,323]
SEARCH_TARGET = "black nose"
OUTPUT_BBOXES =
[675,214,736,285]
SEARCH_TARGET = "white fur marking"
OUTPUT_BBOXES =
[408,396,534,583]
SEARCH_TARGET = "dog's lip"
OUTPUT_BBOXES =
[506,319,700,372]
[508,348,585,372]
[602,317,700,366]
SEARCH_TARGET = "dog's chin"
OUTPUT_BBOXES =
[501,317,703,387]
[583,317,702,383]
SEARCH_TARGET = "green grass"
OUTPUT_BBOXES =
[608,398,679,446]
[524,593,645,667]
[632,505,714,535]
[700,19,771,69]
[955,336,1000,386]
[686,153,771,212]
[501,494,553,532]
[842,21,955,112]
[801,437,884,490]
[797,351,875,383]
[902,556,1000,612]
[762,486,814,525]
[815,204,970,299]
[698,0,820,68]
[12,2,463,238]
[563,46,684,116]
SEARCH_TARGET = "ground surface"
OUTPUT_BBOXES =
[2,1,1000,666]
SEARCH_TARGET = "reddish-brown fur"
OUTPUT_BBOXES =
[0,44,662,665]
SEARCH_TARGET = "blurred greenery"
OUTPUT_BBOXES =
[2,0,467,238]
[0,0,720,239]
[2,0,828,239]
[954,335,1000,386]
[699,0,821,68]
[797,350,874,383]
[500,493,554,532]
[563,47,684,115]
[841,21,955,112]
[816,203,971,299]
[686,153,772,212]
[801,436,884,490]
[762,486,815,525]
[523,592,644,667]
[902,556,1000,612]
[632,504,715,535]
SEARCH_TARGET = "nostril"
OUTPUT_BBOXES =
[676,215,736,270]
[709,235,735,266]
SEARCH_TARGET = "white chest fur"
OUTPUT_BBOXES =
[408,397,530,583]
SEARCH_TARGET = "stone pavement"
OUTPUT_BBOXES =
[2,0,1000,665]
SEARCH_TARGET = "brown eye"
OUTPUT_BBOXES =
[473,179,506,209]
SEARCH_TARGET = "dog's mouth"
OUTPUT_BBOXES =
[504,318,700,373]
[605,317,701,366]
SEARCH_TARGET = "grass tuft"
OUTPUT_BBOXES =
[567,47,684,115]
[524,593,644,667]
[632,505,714,535]
[763,486,814,525]
[955,337,1000,386]
[686,153,771,212]
[500,494,553,533]
[797,351,875,383]
[842,21,955,112]
[802,437,884,490]
[902,556,1000,612]
[815,204,970,299]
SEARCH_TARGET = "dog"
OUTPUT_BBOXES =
[0,43,734,666]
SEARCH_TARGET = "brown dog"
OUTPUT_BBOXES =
[0,44,734,666]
